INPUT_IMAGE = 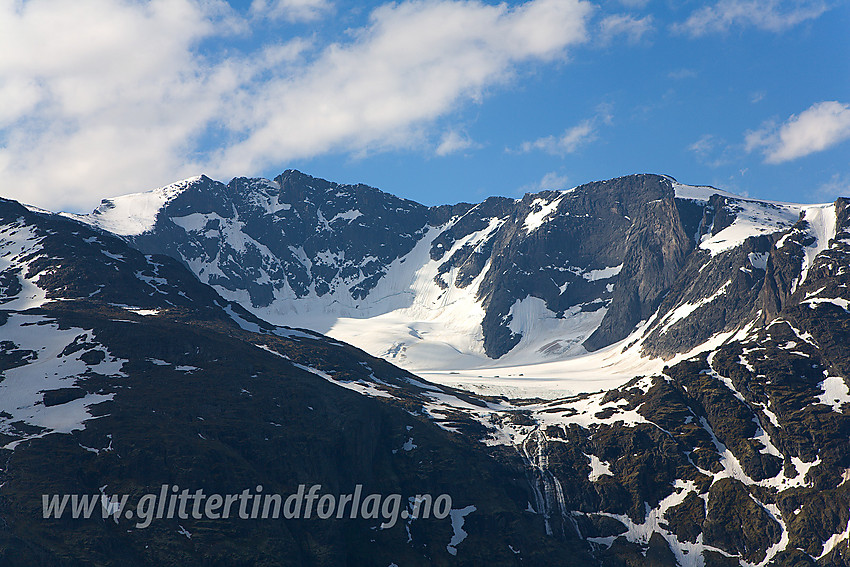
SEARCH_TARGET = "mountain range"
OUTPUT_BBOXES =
[2,170,850,566]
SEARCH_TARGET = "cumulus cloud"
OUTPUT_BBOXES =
[0,0,593,211]
[209,0,594,176]
[598,14,654,44]
[750,91,766,104]
[672,0,828,36]
[0,0,251,210]
[745,101,850,164]
[689,134,721,159]
[537,171,570,190]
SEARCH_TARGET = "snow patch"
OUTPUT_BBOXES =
[802,297,850,312]
[506,296,604,360]
[748,252,768,270]
[658,280,731,334]
[582,264,622,281]
[330,209,363,223]
[797,203,838,290]
[523,196,564,234]
[446,506,476,556]
[0,314,126,450]
[672,181,740,202]
[587,454,612,481]
[0,221,49,309]
[72,176,200,236]
[699,199,802,255]
[817,375,850,412]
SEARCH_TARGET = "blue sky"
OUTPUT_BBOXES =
[0,0,848,212]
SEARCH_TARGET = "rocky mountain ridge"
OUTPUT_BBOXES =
[70,171,832,385]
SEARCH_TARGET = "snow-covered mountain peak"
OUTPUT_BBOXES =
[68,175,208,236]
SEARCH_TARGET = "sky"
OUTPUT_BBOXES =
[0,0,848,213]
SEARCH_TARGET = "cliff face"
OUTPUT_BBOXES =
[584,192,692,351]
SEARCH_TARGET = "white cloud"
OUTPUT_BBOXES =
[519,171,570,195]
[517,105,612,155]
[0,0,251,210]
[745,101,850,164]
[689,134,720,157]
[750,90,766,103]
[815,173,850,201]
[672,0,828,36]
[250,0,333,22]
[0,0,593,211]
[520,120,596,154]
[435,130,479,156]
[209,0,594,177]
[688,134,733,167]
[598,14,654,44]
[537,171,570,190]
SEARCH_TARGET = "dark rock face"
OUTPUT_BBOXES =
[638,235,772,359]
[508,292,850,565]
[0,197,228,316]
[584,193,692,350]
[115,170,818,366]
[131,171,431,306]
[663,491,705,543]
[473,174,674,357]
[703,478,782,562]
[3,304,593,566]
[513,196,850,565]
